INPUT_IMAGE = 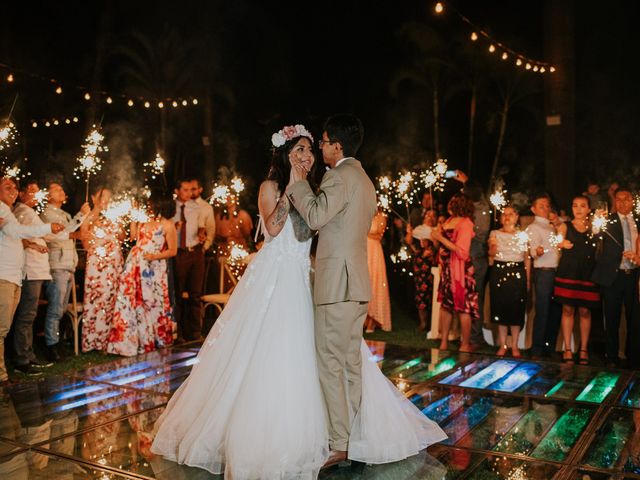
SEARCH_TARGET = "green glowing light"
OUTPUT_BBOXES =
[576,372,620,403]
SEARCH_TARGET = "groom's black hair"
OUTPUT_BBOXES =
[323,114,364,157]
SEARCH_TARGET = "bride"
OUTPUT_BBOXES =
[151,124,446,479]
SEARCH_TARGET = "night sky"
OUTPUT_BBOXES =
[0,0,638,210]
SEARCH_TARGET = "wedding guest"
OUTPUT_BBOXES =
[406,209,437,332]
[106,195,177,356]
[488,206,530,358]
[173,178,205,341]
[526,194,562,358]
[555,195,599,365]
[583,181,608,211]
[190,178,215,251]
[80,187,125,352]
[431,193,479,352]
[409,192,433,228]
[364,209,391,332]
[0,177,63,384]
[592,186,639,368]
[214,197,253,252]
[40,182,90,361]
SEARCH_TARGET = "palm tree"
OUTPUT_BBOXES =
[390,22,452,159]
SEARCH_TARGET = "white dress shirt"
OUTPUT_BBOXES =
[172,200,201,249]
[618,212,638,269]
[195,197,215,250]
[526,216,559,269]
[0,202,52,286]
[13,203,52,281]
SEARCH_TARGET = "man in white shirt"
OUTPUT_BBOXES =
[525,194,562,358]
[40,182,89,362]
[0,177,63,384]
[172,178,205,341]
[190,178,215,251]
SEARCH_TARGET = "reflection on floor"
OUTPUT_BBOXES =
[1,341,640,479]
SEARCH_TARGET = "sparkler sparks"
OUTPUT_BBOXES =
[420,158,448,192]
[0,123,17,151]
[489,189,508,212]
[74,128,107,201]
[34,188,48,214]
[208,176,246,212]
[591,212,609,234]
[549,232,564,249]
[376,175,393,213]
[513,230,530,253]
[143,153,165,179]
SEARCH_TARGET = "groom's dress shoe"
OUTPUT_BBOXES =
[322,450,347,469]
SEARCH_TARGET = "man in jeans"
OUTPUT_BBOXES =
[0,177,63,384]
[40,182,89,362]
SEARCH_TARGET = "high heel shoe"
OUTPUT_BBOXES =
[496,345,508,357]
[578,349,589,365]
[562,349,574,364]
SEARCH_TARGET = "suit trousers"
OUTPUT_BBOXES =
[174,248,205,340]
[0,280,21,382]
[602,269,639,363]
[315,301,368,452]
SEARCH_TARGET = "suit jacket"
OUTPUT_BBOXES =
[287,158,377,305]
[591,212,640,287]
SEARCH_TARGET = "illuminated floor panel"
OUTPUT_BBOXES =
[2,340,637,479]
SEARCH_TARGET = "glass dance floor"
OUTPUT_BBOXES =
[1,340,639,479]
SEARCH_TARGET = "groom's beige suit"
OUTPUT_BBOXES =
[287,157,377,451]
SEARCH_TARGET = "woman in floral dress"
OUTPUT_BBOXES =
[81,188,125,352]
[106,196,177,356]
[431,193,479,352]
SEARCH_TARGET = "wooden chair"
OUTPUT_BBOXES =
[200,257,238,318]
[65,276,83,356]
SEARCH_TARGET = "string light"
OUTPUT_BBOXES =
[433,1,556,73]
[0,62,200,110]
[158,101,164,108]
[31,116,80,128]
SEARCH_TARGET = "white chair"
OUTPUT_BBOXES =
[201,257,238,317]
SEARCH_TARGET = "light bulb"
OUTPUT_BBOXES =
[470,32,478,41]
[127,99,134,107]
[158,101,164,108]
[106,97,113,104]
[7,74,14,82]
[32,122,37,128]
[489,45,496,53]
[516,58,523,66]
[144,101,150,108]
[84,93,91,100]
[501,52,508,60]
[435,2,443,14]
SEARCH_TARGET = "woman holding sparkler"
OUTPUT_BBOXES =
[431,193,479,352]
[406,209,438,332]
[488,206,530,357]
[106,195,177,356]
[364,208,391,332]
[80,187,125,352]
[554,195,600,365]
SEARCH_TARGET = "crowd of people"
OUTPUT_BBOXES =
[0,155,638,385]
[391,179,639,368]
[0,175,255,383]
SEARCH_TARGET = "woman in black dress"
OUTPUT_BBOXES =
[487,206,530,357]
[555,195,600,364]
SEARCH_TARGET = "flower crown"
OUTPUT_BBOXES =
[271,124,313,148]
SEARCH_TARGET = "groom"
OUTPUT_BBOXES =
[287,114,377,467]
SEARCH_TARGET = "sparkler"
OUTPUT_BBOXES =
[420,158,448,193]
[549,232,564,249]
[207,175,247,215]
[591,210,622,247]
[74,128,107,202]
[489,188,507,221]
[34,189,48,214]
[0,123,17,151]
[393,171,418,221]
[513,230,530,253]
[143,153,166,182]
[376,175,393,214]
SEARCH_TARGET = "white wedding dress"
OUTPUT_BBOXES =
[151,215,446,479]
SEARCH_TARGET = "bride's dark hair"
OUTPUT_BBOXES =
[267,135,319,194]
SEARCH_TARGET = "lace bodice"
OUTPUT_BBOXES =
[263,214,312,260]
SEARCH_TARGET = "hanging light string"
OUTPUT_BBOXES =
[434,1,556,73]
[30,116,81,128]
[0,61,200,109]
